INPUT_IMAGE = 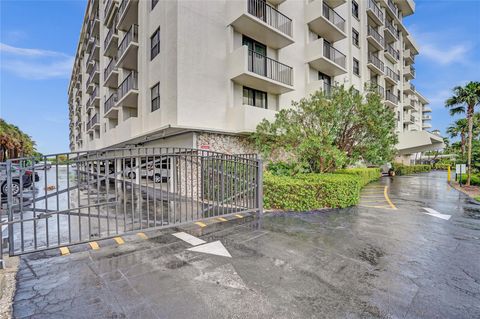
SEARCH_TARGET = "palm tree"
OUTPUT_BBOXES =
[445,82,480,186]
[446,119,468,157]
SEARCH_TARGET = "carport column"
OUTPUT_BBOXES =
[256,159,263,215]
[135,157,141,185]
[115,158,122,190]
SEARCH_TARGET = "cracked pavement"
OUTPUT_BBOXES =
[12,171,480,318]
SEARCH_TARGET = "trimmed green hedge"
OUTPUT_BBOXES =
[433,163,452,170]
[263,168,381,211]
[336,168,381,187]
[459,174,480,186]
[393,164,431,176]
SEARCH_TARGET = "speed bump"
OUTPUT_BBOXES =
[89,241,100,250]
[59,247,70,256]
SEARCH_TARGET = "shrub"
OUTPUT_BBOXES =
[263,172,362,211]
[393,164,431,176]
[335,168,381,187]
[459,174,480,186]
[433,163,452,170]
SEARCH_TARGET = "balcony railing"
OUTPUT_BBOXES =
[386,91,398,104]
[104,0,115,19]
[88,86,98,106]
[386,66,399,81]
[118,0,129,19]
[87,62,99,84]
[323,41,346,68]
[247,49,293,86]
[247,0,292,37]
[387,0,398,17]
[104,26,118,48]
[322,2,345,32]
[366,82,385,98]
[367,0,384,22]
[385,43,399,60]
[118,71,138,100]
[368,53,384,72]
[105,92,118,113]
[385,19,398,39]
[411,65,416,77]
[118,24,138,59]
[104,58,118,79]
[367,25,384,47]
[410,115,416,123]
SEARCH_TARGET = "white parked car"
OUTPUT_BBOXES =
[124,158,171,183]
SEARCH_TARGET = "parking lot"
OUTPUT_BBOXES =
[10,171,480,318]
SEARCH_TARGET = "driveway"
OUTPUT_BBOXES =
[12,171,480,318]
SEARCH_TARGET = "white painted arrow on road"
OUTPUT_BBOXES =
[187,241,232,258]
[422,207,451,220]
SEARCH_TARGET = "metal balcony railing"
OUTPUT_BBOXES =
[87,62,99,85]
[88,86,98,106]
[105,92,118,113]
[118,71,138,100]
[118,0,128,19]
[368,53,384,72]
[385,19,398,39]
[386,91,398,104]
[247,0,292,37]
[367,0,384,22]
[247,49,293,86]
[367,25,384,47]
[410,83,416,91]
[386,66,399,81]
[104,58,118,80]
[410,115,416,123]
[323,41,346,68]
[104,26,118,48]
[387,0,398,17]
[411,66,416,77]
[385,43,399,60]
[104,0,115,19]
[366,82,385,98]
[322,2,345,32]
[118,24,138,59]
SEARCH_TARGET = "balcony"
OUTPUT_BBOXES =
[104,26,119,58]
[366,82,385,99]
[423,123,432,129]
[403,97,416,111]
[86,63,99,94]
[116,71,138,108]
[305,1,346,42]
[404,65,415,79]
[403,82,415,94]
[423,106,432,113]
[385,66,399,85]
[104,92,119,118]
[366,0,384,25]
[227,105,277,133]
[117,0,138,31]
[104,0,118,27]
[404,49,415,65]
[385,91,399,107]
[367,25,384,50]
[227,0,293,49]
[306,80,335,97]
[104,58,119,88]
[423,114,432,121]
[384,19,398,43]
[367,53,384,75]
[86,37,99,58]
[89,11,100,36]
[87,114,100,132]
[394,0,415,16]
[306,38,347,76]
[86,50,98,74]
[229,45,294,94]
[87,86,100,110]
[381,0,399,19]
[384,43,399,62]
[117,24,138,70]
[403,113,414,124]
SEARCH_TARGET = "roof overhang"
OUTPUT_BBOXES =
[396,131,444,155]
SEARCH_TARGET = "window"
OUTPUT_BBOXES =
[151,0,158,10]
[352,28,359,47]
[353,58,360,76]
[151,83,160,112]
[243,87,267,109]
[352,1,359,19]
[150,28,160,60]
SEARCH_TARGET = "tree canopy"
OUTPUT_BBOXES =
[251,86,398,173]
[0,119,36,161]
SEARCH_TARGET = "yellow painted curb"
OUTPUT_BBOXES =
[235,214,244,219]
[195,221,207,227]
[89,242,100,250]
[384,186,397,210]
[59,247,70,256]
[137,232,148,239]
[216,217,228,222]
[113,237,125,245]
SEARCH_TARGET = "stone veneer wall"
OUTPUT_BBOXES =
[196,133,257,155]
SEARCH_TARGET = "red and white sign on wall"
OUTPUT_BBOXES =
[200,145,210,150]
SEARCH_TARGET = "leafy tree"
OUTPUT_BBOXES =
[251,86,398,174]
[0,119,37,161]
[445,82,480,186]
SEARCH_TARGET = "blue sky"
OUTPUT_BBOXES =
[1,0,479,154]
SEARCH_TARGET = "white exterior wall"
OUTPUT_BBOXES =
[68,0,427,154]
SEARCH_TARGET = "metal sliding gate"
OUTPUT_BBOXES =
[0,147,262,259]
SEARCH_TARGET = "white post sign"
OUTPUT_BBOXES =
[455,164,466,174]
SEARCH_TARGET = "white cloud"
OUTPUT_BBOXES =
[0,42,73,79]
[421,43,470,65]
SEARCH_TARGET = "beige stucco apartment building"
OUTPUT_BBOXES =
[68,0,442,161]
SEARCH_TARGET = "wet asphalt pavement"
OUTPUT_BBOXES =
[11,171,480,318]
